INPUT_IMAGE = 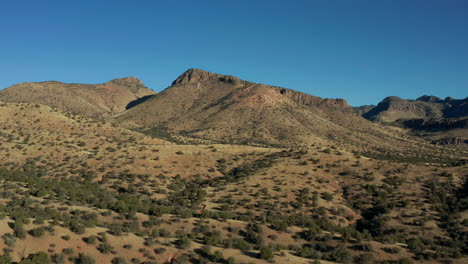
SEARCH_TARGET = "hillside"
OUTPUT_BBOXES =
[361,96,468,123]
[112,69,467,163]
[357,96,468,149]
[0,102,466,264]
[0,77,156,117]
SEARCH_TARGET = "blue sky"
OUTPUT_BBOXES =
[0,0,467,106]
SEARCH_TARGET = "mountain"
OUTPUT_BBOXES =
[112,69,462,163]
[352,104,375,116]
[0,77,156,117]
[0,77,467,264]
[113,69,367,145]
[358,95,468,148]
[361,95,468,123]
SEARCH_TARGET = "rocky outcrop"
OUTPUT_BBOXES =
[276,88,351,110]
[172,68,253,86]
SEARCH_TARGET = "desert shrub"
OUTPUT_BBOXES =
[98,242,113,254]
[75,254,96,264]
[322,192,334,201]
[18,251,51,264]
[30,227,46,237]
[212,250,224,262]
[177,236,192,249]
[297,245,321,259]
[354,254,373,264]
[53,253,65,264]
[2,234,15,247]
[84,236,97,245]
[111,257,128,264]
[382,247,400,254]
[13,221,26,239]
[227,256,236,264]
[62,248,74,255]
[0,253,12,264]
[259,246,274,260]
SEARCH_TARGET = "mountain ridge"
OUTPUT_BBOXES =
[111,69,463,163]
[0,77,156,117]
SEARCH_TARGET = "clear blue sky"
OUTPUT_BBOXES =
[1,0,467,106]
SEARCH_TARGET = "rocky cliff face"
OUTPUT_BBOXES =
[275,88,351,110]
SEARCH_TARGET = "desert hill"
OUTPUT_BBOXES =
[0,101,466,262]
[115,71,389,144]
[112,69,467,163]
[0,102,466,263]
[0,77,156,117]
[356,96,468,149]
[361,96,467,123]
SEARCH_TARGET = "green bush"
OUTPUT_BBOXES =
[259,246,274,260]
[18,252,51,264]
[75,254,96,264]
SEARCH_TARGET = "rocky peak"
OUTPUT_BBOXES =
[171,69,247,86]
[107,77,150,94]
[416,95,442,103]
[108,77,144,86]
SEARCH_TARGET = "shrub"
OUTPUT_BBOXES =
[18,251,51,264]
[111,257,128,264]
[98,243,113,254]
[30,227,45,237]
[75,254,96,264]
[178,236,192,249]
[259,246,274,260]
[84,236,97,245]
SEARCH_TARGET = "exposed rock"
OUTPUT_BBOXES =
[172,68,253,86]
[275,88,351,110]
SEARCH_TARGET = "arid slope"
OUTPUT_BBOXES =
[0,77,156,117]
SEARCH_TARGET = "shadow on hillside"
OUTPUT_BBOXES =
[126,94,156,109]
